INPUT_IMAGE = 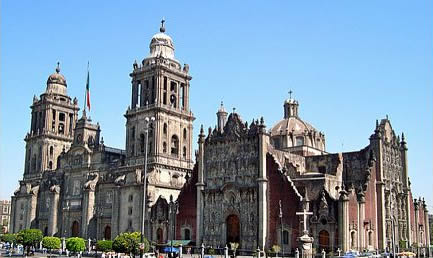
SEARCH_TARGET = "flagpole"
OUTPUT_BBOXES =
[84,61,89,113]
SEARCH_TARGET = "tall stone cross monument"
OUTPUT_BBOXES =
[296,208,314,258]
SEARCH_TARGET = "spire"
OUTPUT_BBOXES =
[160,18,166,33]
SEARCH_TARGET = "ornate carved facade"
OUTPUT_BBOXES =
[9,20,430,254]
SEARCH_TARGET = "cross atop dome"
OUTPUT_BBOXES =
[288,90,293,100]
[56,62,61,73]
[160,18,166,33]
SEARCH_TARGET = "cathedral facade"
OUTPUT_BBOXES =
[10,21,430,254]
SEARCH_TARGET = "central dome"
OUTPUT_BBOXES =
[149,19,175,60]
[270,95,326,154]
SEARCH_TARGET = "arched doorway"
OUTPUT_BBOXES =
[226,215,240,245]
[157,228,163,244]
[104,225,111,240]
[319,230,330,251]
[71,221,80,237]
[44,226,48,236]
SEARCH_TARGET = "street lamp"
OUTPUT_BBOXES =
[141,116,155,258]
[279,200,284,258]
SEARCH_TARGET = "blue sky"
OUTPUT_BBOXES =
[1,1,432,208]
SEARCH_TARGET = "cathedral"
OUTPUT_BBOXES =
[9,21,430,254]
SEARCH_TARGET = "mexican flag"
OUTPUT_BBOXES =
[86,66,91,111]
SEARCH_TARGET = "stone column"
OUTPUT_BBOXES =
[82,173,98,238]
[358,193,366,251]
[257,119,268,249]
[27,186,39,228]
[48,185,60,236]
[10,196,17,233]
[111,186,121,238]
[195,126,205,245]
[81,188,95,238]
[414,200,419,246]
[422,201,430,257]
[338,188,349,252]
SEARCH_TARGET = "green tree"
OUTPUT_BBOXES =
[1,233,17,244]
[66,237,86,254]
[113,232,149,256]
[17,229,43,255]
[96,240,113,252]
[42,236,61,255]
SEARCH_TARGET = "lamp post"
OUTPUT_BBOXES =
[169,200,179,258]
[279,200,284,257]
[141,116,155,258]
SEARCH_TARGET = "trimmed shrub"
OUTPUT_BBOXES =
[96,240,113,252]
[113,232,149,255]
[66,237,86,253]
[17,229,43,255]
[42,236,61,251]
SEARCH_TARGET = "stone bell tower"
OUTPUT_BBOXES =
[124,20,194,202]
[24,63,80,179]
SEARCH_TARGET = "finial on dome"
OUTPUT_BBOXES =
[160,18,166,33]
[289,90,293,99]
[56,62,60,73]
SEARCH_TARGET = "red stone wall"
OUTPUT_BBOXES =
[364,165,377,247]
[266,154,301,250]
[409,192,415,243]
[176,165,198,242]
[348,189,358,225]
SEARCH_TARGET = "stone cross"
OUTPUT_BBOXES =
[296,208,313,234]
[289,90,293,99]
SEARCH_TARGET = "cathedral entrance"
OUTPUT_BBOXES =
[319,230,330,251]
[226,215,240,245]
[71,221,80,237]
[157,228,163,244]
[104,225,111,240]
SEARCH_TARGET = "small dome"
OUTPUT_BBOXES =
[46,63,67,96]
[47,65,67,86]
[149,19,175,60]
[271,116,316,136]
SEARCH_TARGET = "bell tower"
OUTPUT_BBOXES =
[124,20,194,192]
[24,63,80,179]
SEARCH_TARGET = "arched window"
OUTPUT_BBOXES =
[183,128,187,139]
[128,207,133,215]
[163,123,167,135]
[296,136,304,146]
[171,135,179,156]
[283,230,289,245]
[88,136,94,146]
[368,231,373,246]
[140,133,145,153]
[163,142,167,153]
[137,82,142,107]
[128,195,133,202]
[351,231,356,248]
[32,155,37,170]
[184,228,191,240]
[48,161,53,170]
[183,146,187,159]
[49,146,54,158]
[148,141,152,154]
